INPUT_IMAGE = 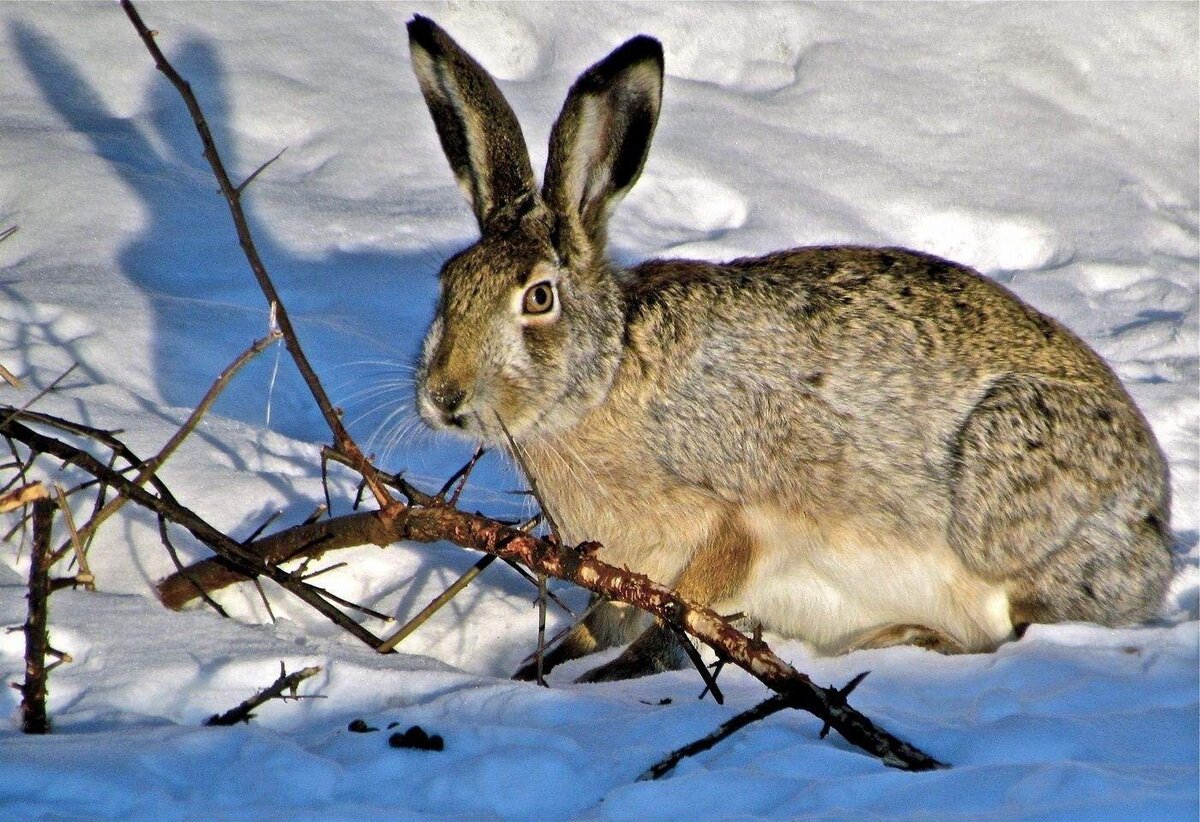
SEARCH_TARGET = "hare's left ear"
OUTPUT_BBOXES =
[543,36,664,263]
[408,16,536,231]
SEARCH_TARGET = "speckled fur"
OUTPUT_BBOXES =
[407,18,1172,681]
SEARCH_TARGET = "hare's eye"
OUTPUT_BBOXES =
[521,281,556,316]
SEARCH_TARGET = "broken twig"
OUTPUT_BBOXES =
[205,662,323,726]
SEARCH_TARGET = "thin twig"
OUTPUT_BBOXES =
[2,416,388,651]
[79,452,117,555]
[377,553,498,652]
[0,362,78,432]
[205,662,323,726]
[638,694,794,781]
[492,413,564,543]
[437,443,486,507]
[517,595,605,667]
[301,578,392,623]
[534,572,549,687]
[236,146,287,194]
[0,363,22,390]
[0,481,47,513]
[670,624,723,705]
[242,509,284,544]
[74,330,280,549]
[501,558,575,615]
[252,578,276,622]
[51,484,94,590]
[640,671,875,781]
[297,560,347,581]
[159,513,228,618]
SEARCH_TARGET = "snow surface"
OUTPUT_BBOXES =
[0,2,1196,820]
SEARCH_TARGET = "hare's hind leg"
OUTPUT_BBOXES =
[1008,510,1172,627]
[948,375,1171,629]
[512,597,646,681]
[575,512,755,683]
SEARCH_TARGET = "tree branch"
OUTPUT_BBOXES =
[119,0,392,509]
[18,497,55,733]
[143,480,944,771]
[205,662,322,726]
[71,330,281,552]
[0,413,391,650]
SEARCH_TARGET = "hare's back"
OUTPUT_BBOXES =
[627,246,1110,384]
[619,246,1137,513]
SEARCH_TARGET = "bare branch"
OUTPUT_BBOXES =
[0,362,79,432]
[0,363,22,390]
[377,553,497,652]
[436,443,486,506]
[120,0,392,509]
[242,509,284,543]
[671,624,723,705]
[639,694,793,781]
[51,484,94,590]
[493,413,564,543]
[18,498,55,733]
[205,662,323,726]
[159,513,228,618]
[533,572,549,687]
[1,414,388,650]
[74,330,280,549]
[641,670,873,780]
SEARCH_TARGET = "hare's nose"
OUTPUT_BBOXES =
[429,380,470,422]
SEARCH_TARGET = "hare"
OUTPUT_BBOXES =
[406,16,1172,682]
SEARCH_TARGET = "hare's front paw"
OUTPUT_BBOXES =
[574,621,688,682]
[575,653,673,683]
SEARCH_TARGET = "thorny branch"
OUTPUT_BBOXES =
[1,411,389,650]
[639,671,873,780]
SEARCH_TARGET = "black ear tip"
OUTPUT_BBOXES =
[628,35,664,59]
[615,35,664,70]
[407,15,442,52]
[577,34,663,90]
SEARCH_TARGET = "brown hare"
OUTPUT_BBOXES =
[406,17,1172,682]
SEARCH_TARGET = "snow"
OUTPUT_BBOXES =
[0,2,1196,820]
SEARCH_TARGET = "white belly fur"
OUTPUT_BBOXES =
[734,506,1014,653]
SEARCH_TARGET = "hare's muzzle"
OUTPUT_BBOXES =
[424,376,471,429]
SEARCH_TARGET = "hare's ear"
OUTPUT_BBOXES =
[408,16,536,231]
[543,36,663,262]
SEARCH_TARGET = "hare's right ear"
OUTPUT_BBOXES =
[543,36,664,263]
[407,16,536,231]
